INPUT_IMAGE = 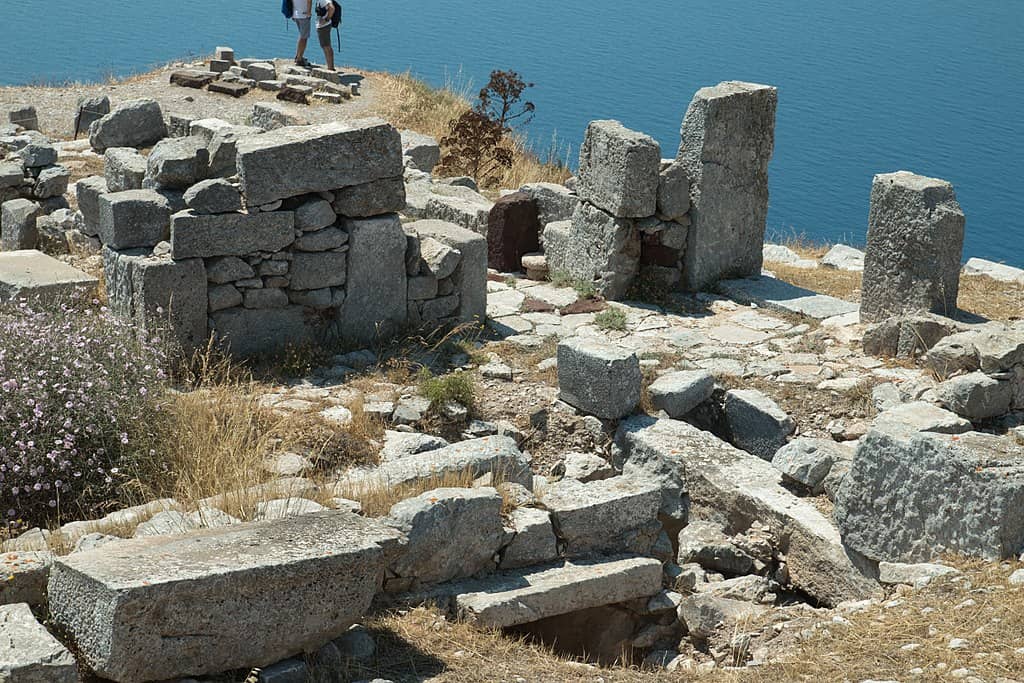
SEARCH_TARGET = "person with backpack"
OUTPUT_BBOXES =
[313,0,340,71]
[286,0,314,67]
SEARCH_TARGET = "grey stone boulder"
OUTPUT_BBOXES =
[836,425,1024,562]
[409,220,487,324]
[0,551,53,607]
[236,118,402,206]
[422,184,493,235]
[0,603,77,682]
[31,164,70,199]
[557,337,641,419]
[548,201,640,300]
[249,101,309,131]
[98,189,171,249]
[647,369,714,418]
[183,178,242,214]
[19,142,56,168]
[387,487,505,585]
[379,430,449,461]
[145,136,209,189]
[723,388,795,460]
[677,594,768,640]
[400,129,440,173]
[1,198,40,250]
[821,244,865,271]
[771,438,852,494]
[89,98,168,152]
[562,451,615,482]
[873,401,972,435]
[74,94,111,138]
[289,251,347,289]
[48,511,401,682]
[656,160,690,220]
[935,371,1013,421]
[877,561,960,588]
[74,175,108,234]
[577,120,660,218]
[519,182,578,226]
[210,305,316,357]
[340,214,408,344]
[863,312,963,359]
[7,105,38,130]
[293,226,348,251]
[973,328,1024,373]
[861,171,965,323]
[500,507,559,569]
[206,255,254,283]
[332,176,406,217]
[418,235,461,279]
[170,209,294,258]
[293,197,336,232]
[925,330,981,377]
[206,124,261,178]
[540,476,662,555]
[677,520,756,576]
[677,82,777,291]
[104,147,148,192]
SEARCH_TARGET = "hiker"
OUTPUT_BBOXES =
[290,0,313,67]
[314,0,337,71]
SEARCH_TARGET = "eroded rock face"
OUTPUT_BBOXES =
[861,171,965,323]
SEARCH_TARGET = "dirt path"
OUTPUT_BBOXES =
[0,58,379,140]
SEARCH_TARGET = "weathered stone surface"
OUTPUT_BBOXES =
[677,82,778,291]
[423,184,494,235]
[380,430,448,461]
[249,102,309,131]
[973,328,1024,373]
[32,164,70,199]
[1,198,40,250]
[935,371,1013,420]
[0,551,52,607]
[290,251,347,290]
[861,171,965,323]
[236,119,403,206]
[105,147,147,192]
[244,287,289,309]
[340,214,407,343]
[541,476,661,555]
[183,178,242,214]
[169,69,218,89]
[145,136,209,189]
[208,80,251,97]
[487,192,541,272]
[677,521,755,576]
[519,182,578,226]
[0,161,24,190]
[419,236,461,280]
[962,257,1024,284]
[208,283,242,311]
[821,244,865,271]
[500,508,559,569]
[292,198,336,232]
[7,105,38,130]
[294,226,348,252]
[836,425,1024,562]
[205,255,253,283]
[647,370,714,418]
[210,305,316,357]
[454,557,663,629]
[98,189,171,249]
[878,561,960,588]
[863,312,962,359]
[75,175,108,234]
[772,438,850,494]
[388,487,505,585]
[89,98,167,152]
[577,120,660,218]
[617,416,880,606]
[409,220,487,324]
[657,160,690,220]
[19,143,56,168]
[332,176,406,217]
[717,275,859,319]
[677,594,768,640]
[205,124,259,178]
[0,249,97,300]
[554,201,639,300]
[873,401,972,435]
[562,452,615,483]
[48,511,401,682]
[557,337,641,419]
[171,209,294,258]
[400,129,440,173]
[723,389,795,460]
[0,602,77,682]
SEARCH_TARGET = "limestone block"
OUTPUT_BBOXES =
[290,251,347,290]
[98,189,171,249]
[249,101,309,131]
[0,161,24,190]
[577,120,660,218]
[677,82,778,291]
[170,209,294,258]
[48,511,401,682]
[7,104,38,130]
[723,388,795,460]
[130,254,208,350]
[422,184,494,235]
[677,520,756,576]
[1,198,40,250]
[184,178,242,214]
[145,136,209,189]
[74,94,111,138]
[772,438,851,494]
[0,603,77,682]
[294,226,348,252]
[419,236,461,279]
[246,62,278,82]
[19,143,56,168]
[0,551,52,607]
[74,175,108,235]
[821,244,865,271]
[519,182,578,226]
[206,255,254,283]
[400,129,440,173]
[31,164,70,199]
[656,160,690,220]
[0,249,97,301]
[104,147,147,192]
[873,401,972,435]
[962,257,1024,284]
[861,171,965,322]
[500,508,559,569]
[556,201,639,300]
[331,176,406,218]
[208,283,242,311]
[878,561,960,588]
[211,305,316,357]
[562,452,615,483]
[557,337,641,419]
[236,119,402,206]
[934,371,1013,421]
[340,214,407,343]
[541,476,662,555]
[647,370,714,418]
[487,191,541,272]
[89,98,167,152]
[407,220,487,324]
[206,125,261,178]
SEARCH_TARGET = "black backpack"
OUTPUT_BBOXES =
[281,0,293,20]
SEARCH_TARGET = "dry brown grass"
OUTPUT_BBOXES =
[957,275,1024,322]
[367,70,572,190]
[336,468,481,518]
[765,261,863,302]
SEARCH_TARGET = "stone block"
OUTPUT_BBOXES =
[290,250,347,290]
[0,161,24,190]
[388,487,505,586]
[331,176,406,217]
[657,160,690,220]
[873,401,972,435]
[723,388,795,460]
[32,164,71,199]
[0,551,53,607]
[519,182,578,226]
[0,603,77,682]
[236,119,402,206]
[246,62,278,82]
[557,337,641,419]
[772,438,851,494]
[577,120,660,218]
[294,226,348,251]
[861,171,965,322]
[207,124,261,178]
[419,235,461,279]
[836,425,1024,562]
[0,249,97,300]
[215,46,235,62]
[962,257,1024,284]
[244,287,289,309]
[171,209,294,258]
[105,147,148,192]
[550,201,640,300]
[677,82,778,291]
[184,178,242,214]
[934,371,1013,421]
[677,520,757,575]
[208,80,251,97]
[821,244,865,271]
[113,252,208,350]
[74,175,108,235]
[1,197,40,250]
[206,255,254,283]
[293,198,336,232]
[487,191,541,272]
[878,562,960,588]
[211,305,318,357]
[145,136,209,189]
[7,105,38,130]
[209,283,242,311]
[169,69,218,89]
[400,129,440,173]
[406,220,487,324]
[422,184,494,234]
[89,98,167,152]
[500,508,559,569]
[20,142,56,168]
[340,214,407,343]
[98,189,171,249]
[249,102,309,131]
[48,511,400,682]
[647,369,714,418]
[541,476,662,555]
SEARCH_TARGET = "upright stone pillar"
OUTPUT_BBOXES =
[677,81,778,291]
[861,171,965,323]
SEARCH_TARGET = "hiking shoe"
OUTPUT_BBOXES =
[295,57,312,67]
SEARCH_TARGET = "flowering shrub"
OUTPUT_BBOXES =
[0,299,169,532]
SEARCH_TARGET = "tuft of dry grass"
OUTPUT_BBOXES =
[336,468,480,518]
[957,275,1024,322]
[765,262,863,302]
[367,70,572,190]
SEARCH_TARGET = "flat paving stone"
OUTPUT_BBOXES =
[717,276,859,320]
[0,249,99,300]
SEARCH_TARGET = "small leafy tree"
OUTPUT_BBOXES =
[439,70,535,186]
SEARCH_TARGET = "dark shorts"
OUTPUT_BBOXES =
[317,24,333,49]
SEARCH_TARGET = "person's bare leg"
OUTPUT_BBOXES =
[323,46,334,71]
[295,37,307,63]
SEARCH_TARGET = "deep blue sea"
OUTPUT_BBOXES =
[1,1,1022,267]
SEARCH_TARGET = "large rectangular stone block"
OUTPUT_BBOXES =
[860,171,965,323]
[170,209,294,258]
[132,255,208,351]
[0,249,98,301]
[236,119,402,206]
[0,603,77,682]
[331,176,406,217]
[290,250,347,290]
[1,197,40,250]
[75,175,108,236]
[557,337,641,419]
[408,219,487,325]
[210,305,314,357]
[48,511,399,683]
[104,147,147,192]
[577,120,660,218]
[98,189,171,249]
[677,81,778,291]
[549,201,640,300]
[341,214,407,343]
